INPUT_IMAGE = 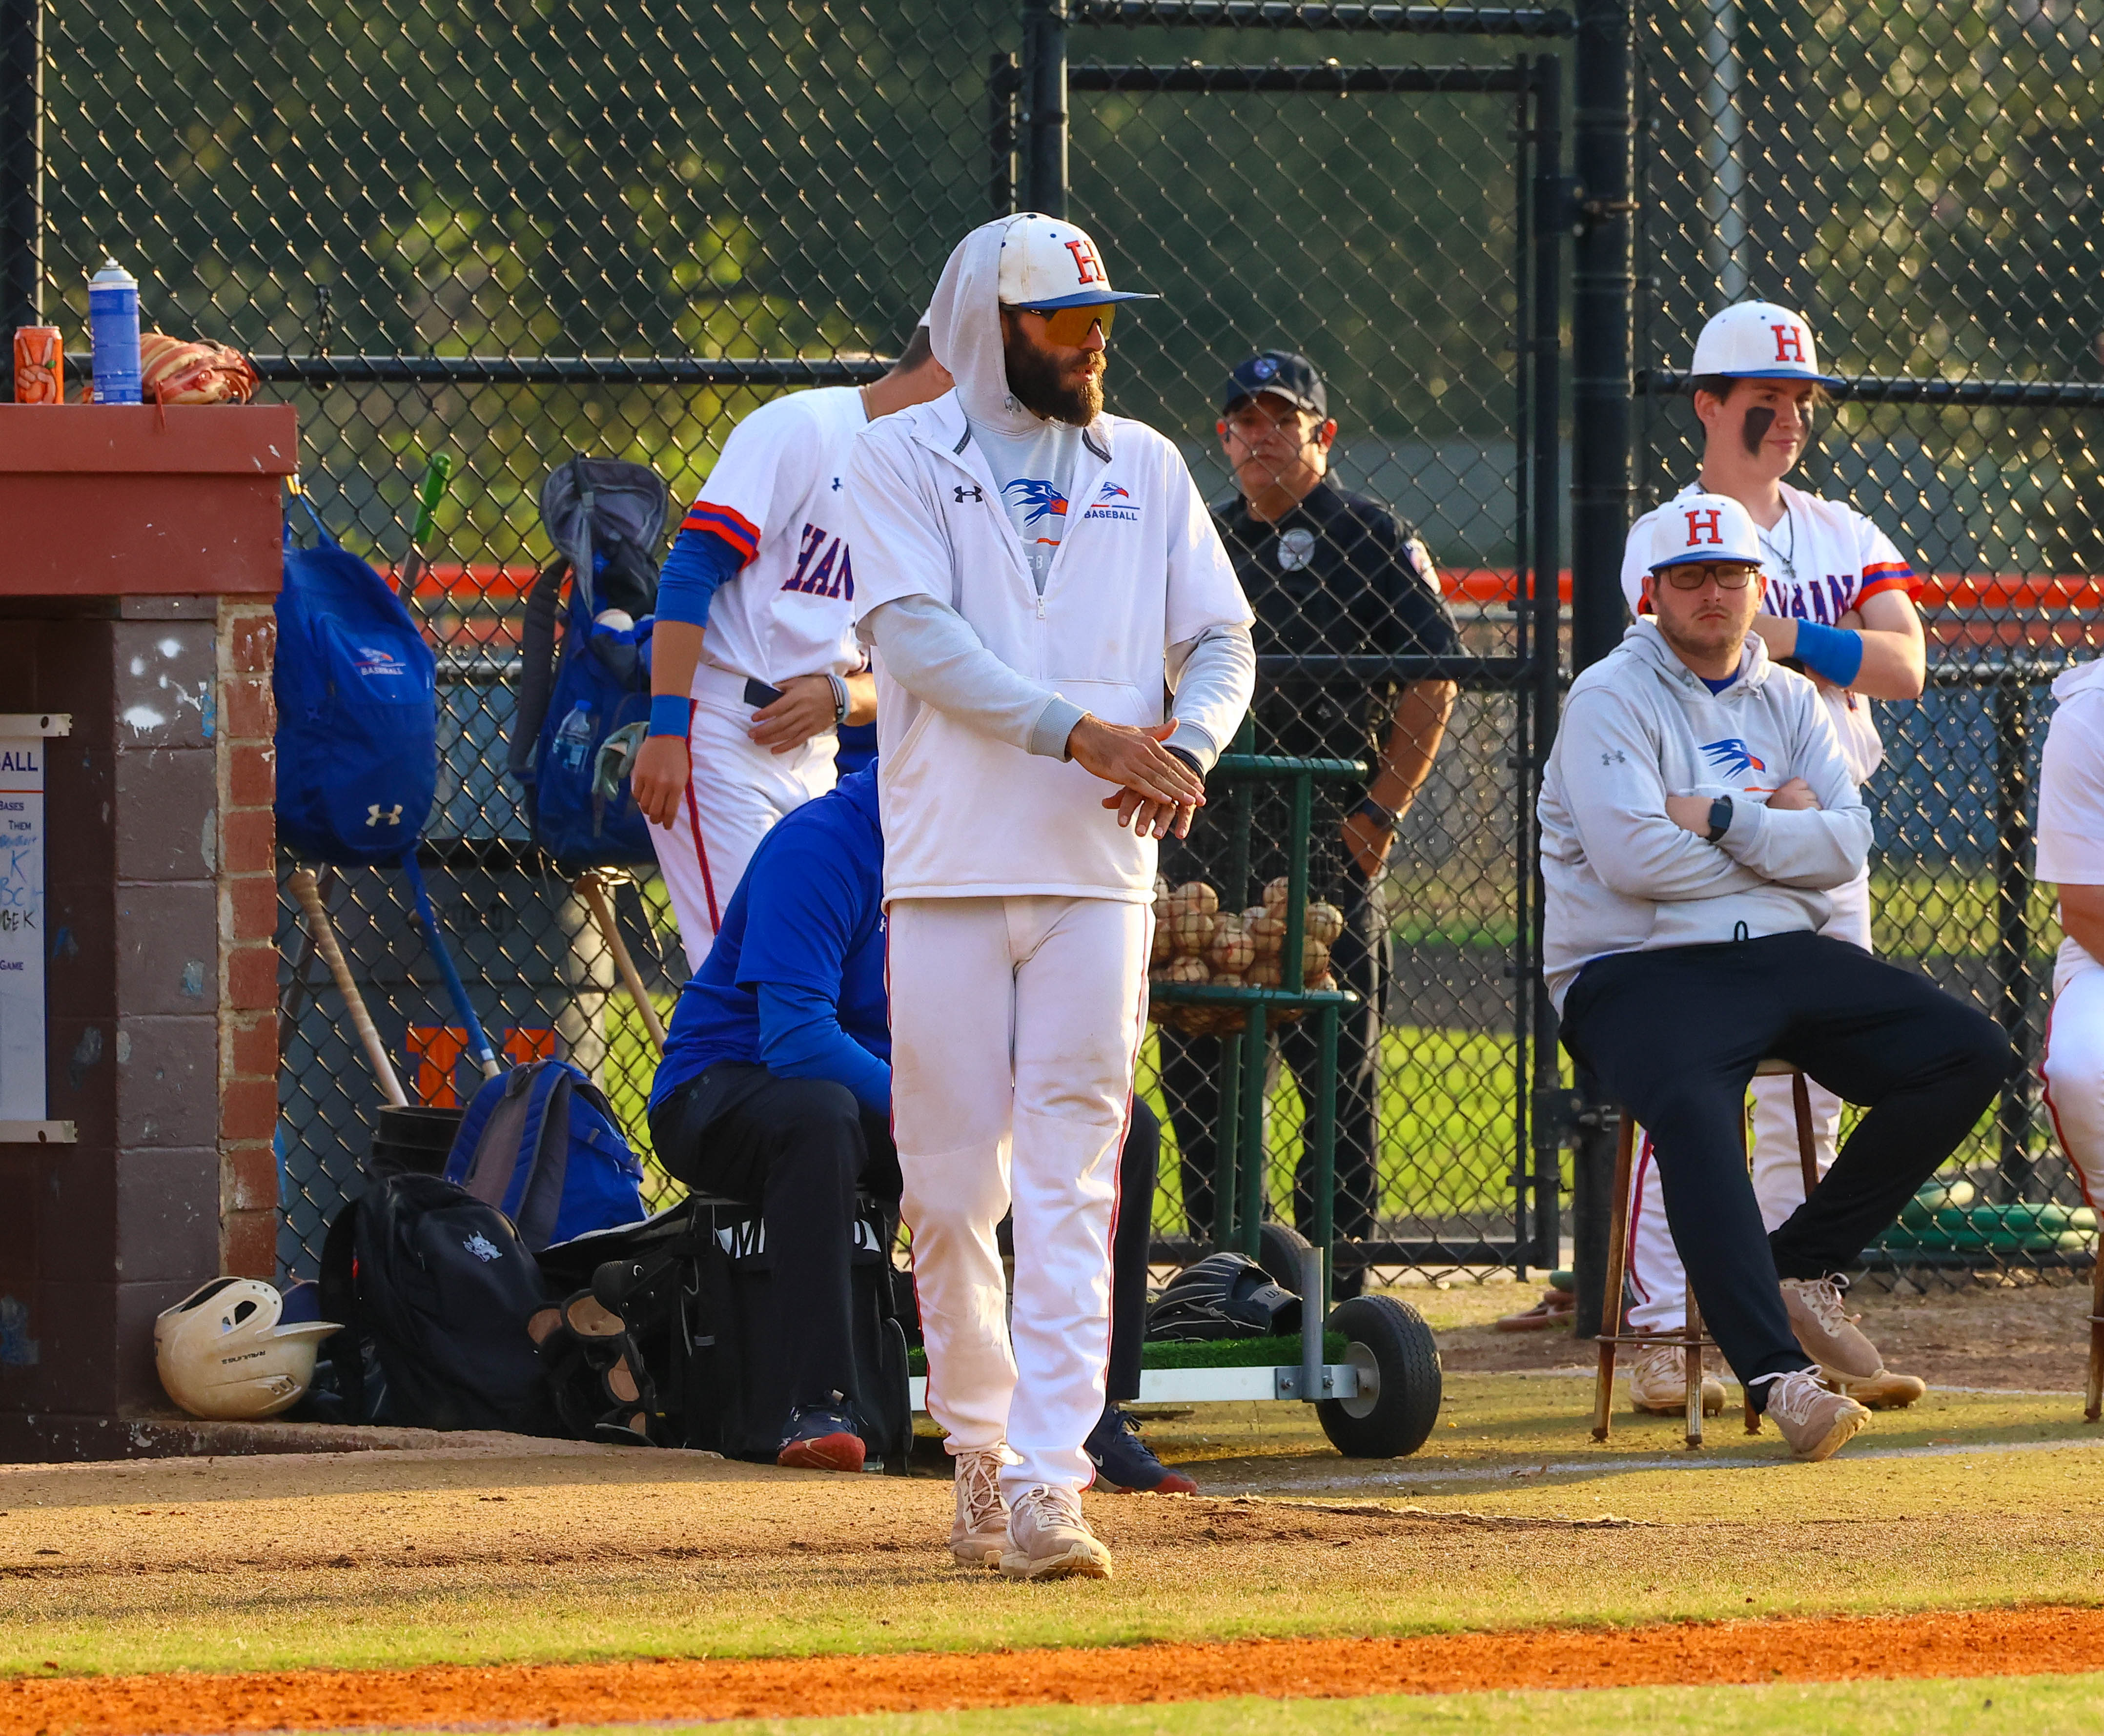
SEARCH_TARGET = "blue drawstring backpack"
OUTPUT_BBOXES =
[445,1059,648,1250]
[276,492,500,1076]
[274,497,438,865]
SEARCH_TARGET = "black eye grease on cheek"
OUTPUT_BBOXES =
[1741,405,1777,456]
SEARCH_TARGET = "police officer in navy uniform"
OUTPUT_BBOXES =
[1160,350,1460,1289]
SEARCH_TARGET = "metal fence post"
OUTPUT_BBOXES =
[1567,0,1634,1337]
[1021,0,1068,219]
[1992,675,2040,1203]
[0,0,41,329]
[989,52,1021,218]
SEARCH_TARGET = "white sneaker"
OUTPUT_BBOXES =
[1628,1336,1725,1416]
[1000,1483,1113,1581]
[1780,1275,1882,1379]
[1760,1368,1871,1461]
[949,1445,1010,1568]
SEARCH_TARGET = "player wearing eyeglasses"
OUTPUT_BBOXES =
[1609,303,1930,1417]
[1539,492,2005,1460]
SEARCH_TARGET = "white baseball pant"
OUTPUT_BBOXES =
[2040,952,2104,1208]
[649,672,837,976]
[1624,870,1873,1335]
[887,894,1150,1496]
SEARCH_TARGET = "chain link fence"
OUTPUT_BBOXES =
[1635,0,2104,1280]
[14,0,2094,1288]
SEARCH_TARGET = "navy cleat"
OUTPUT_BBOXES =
[1085,1404,1197,1494]
[776,1400,866,1473]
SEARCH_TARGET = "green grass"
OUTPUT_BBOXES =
[551,1676,2104,1736]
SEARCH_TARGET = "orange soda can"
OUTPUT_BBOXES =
[13,327,62,403]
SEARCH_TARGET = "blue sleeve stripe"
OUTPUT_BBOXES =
[655,526,747,629]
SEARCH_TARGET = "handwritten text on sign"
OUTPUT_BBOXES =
[0,737,44,1124]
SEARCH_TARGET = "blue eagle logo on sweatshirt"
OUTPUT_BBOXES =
[1700,738,1767,778]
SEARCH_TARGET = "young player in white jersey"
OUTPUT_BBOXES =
[843,214,1253,1580]
[629,331,952,971]
[1614,301,1930,1415]
[2034,660,2104,1216]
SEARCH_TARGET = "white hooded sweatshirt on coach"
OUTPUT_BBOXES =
[1537,618,1871,1011]
[843,218,1254,905]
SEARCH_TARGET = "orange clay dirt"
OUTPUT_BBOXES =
[6,1604,2104,1734]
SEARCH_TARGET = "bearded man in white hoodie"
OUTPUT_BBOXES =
[842,215,1255,1579]
[1540,494,2006,1462]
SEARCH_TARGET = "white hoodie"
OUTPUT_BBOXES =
[1537,619,1871,1010]
[842,221,1255,904]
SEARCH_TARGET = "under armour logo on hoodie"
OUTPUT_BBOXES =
[954,484,983,503]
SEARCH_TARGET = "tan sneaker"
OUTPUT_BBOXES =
[1840,1367,1927,1409]
[1761,1368,1871,1461]
[1779,1275,1882,1379]
[949,1445,1010,1568]
[1000,1484,1113,1581]
[1628,1336,1725,1416]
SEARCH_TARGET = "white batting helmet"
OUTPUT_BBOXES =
[1690,301,1841,385]
[154,1278,341,1421]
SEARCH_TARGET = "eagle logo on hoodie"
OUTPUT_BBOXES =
[1003,479,1069,526]
[1700,738,1767,778]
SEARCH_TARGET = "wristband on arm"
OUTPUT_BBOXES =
[647,693,691,739]
[1790,620,1864,688]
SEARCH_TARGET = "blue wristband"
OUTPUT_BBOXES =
[648,693,691,739]
[1790,620,1863,687]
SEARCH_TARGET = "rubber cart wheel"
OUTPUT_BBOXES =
[1257,1221,1315,1294]
[1315,1294,1442,1459]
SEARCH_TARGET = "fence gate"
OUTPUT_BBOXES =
[989,2,1572,1277]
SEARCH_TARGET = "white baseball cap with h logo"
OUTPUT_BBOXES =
[995,213,1161,310]
[1690,300,1842,385]
[1649,492,1763,572]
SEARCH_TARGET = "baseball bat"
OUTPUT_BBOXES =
[577,871,667,1054]
[396,452,452,601]
[290,866,409,1106]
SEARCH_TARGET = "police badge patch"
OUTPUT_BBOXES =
[1276,527,1317,572]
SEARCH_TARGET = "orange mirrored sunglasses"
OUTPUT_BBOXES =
[1014,302,1115,346]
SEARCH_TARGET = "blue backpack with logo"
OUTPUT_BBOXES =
[444,1059,648,1250]
[274,498,438,866]
[508,458,668,869]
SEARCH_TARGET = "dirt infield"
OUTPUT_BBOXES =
[6,1604,2104,1734]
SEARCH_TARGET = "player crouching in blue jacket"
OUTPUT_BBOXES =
[647,763,1194,1491]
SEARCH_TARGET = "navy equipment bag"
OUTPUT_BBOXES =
[274,498,437,865]
[508,458,668,868]
[446,1059,648,1251]
[316,1172,554,1433]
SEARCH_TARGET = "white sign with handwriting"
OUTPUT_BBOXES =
[0,735,45,1124]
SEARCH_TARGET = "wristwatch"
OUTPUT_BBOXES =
[1704,794,1734,843]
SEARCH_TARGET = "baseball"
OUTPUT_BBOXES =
[1207,916,1255,973]
[593,608,634,633]
[1167,880,1221,920]
[1246,958,1283,989]
[1166,955,1209,985]
[1248,912,1286,958]
[1171,910,1218,957]
[1306,901,1344,945]
[1209,969,1245,990]
[1307,971,1337,995]
[1149,919,1175,967]
[1301,937,1331,984]
[1263,876,1291,911]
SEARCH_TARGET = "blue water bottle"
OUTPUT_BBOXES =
[87,257,142,405]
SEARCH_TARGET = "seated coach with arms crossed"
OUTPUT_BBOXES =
[646,763,1193,1492]
[1539,493,2007,1461]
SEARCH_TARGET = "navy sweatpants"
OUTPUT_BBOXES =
[1558,931,2009,1405]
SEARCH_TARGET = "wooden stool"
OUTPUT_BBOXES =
[1591,1058,1820,1448]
